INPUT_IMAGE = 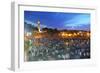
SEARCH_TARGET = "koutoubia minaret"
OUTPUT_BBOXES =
[37,20,41,32]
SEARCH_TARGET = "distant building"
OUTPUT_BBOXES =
[37,20,41,32]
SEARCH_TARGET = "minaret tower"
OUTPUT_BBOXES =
[37,20,41,32]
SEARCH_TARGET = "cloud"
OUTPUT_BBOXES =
[25,20,37,26]
[24,20,47,28]
[40,24,47,28]
[64,14,90,27]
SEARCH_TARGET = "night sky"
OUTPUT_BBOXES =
[24,11,90,31]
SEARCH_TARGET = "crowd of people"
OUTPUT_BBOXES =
[27,37,90,61]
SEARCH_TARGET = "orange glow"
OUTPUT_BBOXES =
[68,34,72,36]
[60,32,68,37]
[73,33,77,36]
[60,32,73,38]
[86,32,90,37]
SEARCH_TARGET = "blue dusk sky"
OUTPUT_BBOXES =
[24,11,90,31]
